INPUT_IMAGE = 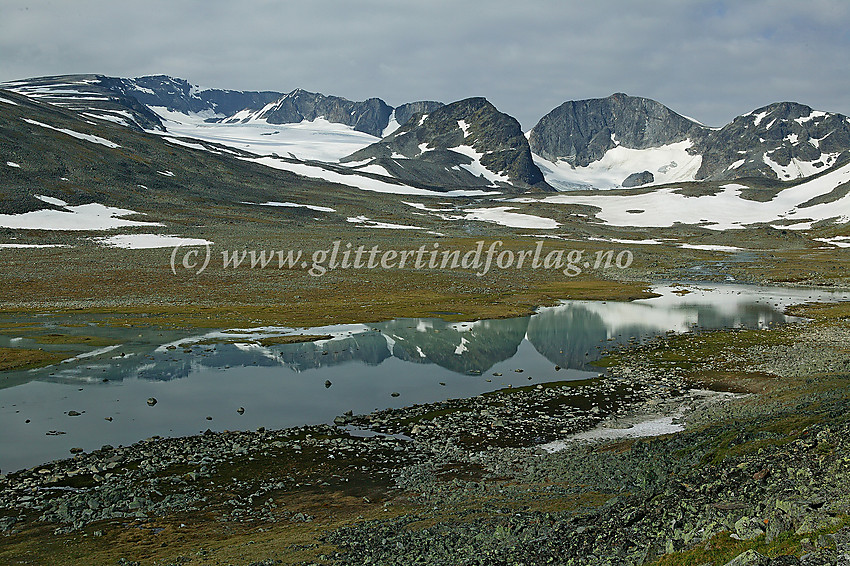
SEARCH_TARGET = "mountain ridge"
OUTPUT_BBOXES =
[5,74,850,191]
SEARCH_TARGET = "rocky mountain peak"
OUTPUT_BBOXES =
[528,93,708,166]
[342,97,550,191]
[692,101,850,181]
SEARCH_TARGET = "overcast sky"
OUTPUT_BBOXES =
[2,0,849,128]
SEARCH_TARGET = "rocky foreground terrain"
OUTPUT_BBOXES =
[1,299,849,565]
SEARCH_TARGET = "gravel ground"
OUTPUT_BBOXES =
[1,317,850,565]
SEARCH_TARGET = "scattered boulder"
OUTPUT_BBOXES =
[622,170,654,187]
[723,549,769,566]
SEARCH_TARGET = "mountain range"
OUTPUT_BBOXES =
[1,73,849,235]
[5,74,850,192]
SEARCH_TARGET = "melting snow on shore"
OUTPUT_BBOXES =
[540,416,685,451]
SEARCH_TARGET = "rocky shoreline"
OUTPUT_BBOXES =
[2,315,850,565]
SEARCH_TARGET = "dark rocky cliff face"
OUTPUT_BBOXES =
[342,97,551,192]
[393,101,444,128]
[248,89,393,137]
[528,93,708,166]
[226,90,444,138]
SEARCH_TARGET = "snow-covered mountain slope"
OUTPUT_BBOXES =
[341,97,552,193]
[529,94,850,190]
[104,75,282,118]
[1,74,167,131]
[223,88,393,138]
[224,89,443,138]
[3,75,444,164]
[513,160,850,230]
[152,107,382,162]
[7,74,850,197]
[531,140,703,190]
[691,101,850,181]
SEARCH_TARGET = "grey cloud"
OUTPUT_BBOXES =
[1,0,848,129]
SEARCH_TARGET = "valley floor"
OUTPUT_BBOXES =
[0,210,848,565]
[0,286,849,565]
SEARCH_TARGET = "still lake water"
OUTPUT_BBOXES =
[1,284,847,472]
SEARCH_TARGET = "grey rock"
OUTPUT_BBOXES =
[723,549,769,566]
[734,516,765,540]
[622,171,655,187]
[393,101,444,128]
[529,94,850,185]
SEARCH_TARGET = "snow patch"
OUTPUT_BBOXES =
[751,110,769,126]
[81,112,132,127]
[22,119,120,148]
[814,236,850,248]
[243,201,335,213]
[587,237,664,245]
[678,244,743,252]
[762,152,839,180]
[536,162,850,229]
[381,110,400,137]
[541,416,684,450]
[96,234,213,249]
[795,110,828,125]
[532,140,702,190]
[35,195,68,206]
[346,216,423,230]
[461,207,558,229]
[451,145,511,186]
[163,137,212,152]
[0,201,163,231]
[0,243,67,249]
[247,156,499,197]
